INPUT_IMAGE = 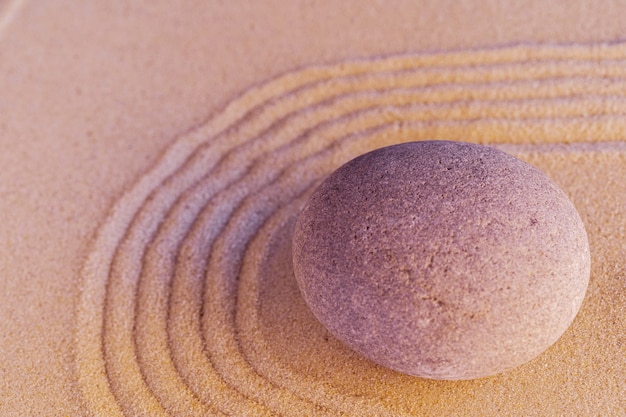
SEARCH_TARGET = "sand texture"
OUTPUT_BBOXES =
[75,44,626,416]
[1,1,626,416]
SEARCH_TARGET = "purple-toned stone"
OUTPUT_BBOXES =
[292,140,590,380]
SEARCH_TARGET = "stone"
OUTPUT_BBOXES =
[292,140,590,380]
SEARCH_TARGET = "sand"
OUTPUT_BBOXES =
[1,1,625,416]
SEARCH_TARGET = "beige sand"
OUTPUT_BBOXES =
[1,1,625,415]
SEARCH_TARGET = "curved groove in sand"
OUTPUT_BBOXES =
[76,43,626,416]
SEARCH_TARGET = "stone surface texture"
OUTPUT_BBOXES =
[292,140,590,380]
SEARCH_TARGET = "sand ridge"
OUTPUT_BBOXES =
[74,44,626,416]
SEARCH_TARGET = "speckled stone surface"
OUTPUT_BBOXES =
[292,140,590,380]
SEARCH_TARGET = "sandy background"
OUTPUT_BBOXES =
[1,1,626,415]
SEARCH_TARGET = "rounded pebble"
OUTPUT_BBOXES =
[292,140,590,380]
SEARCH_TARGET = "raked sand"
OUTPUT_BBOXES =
[1,1,625,415]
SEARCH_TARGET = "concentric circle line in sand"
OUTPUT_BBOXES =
[164,182,282,415]
[237,188,407,416]
[229,58,619,138]
[69,47,517,414]
[160,114,624,412]
[132,167,280,414]
[153,114,342,412]
[103,212,173,414]
[235,140,626,417]
[214,92,626,165]
[147,114,626,412]
[161,125,414,414]
[278,58,626,101]
[165,76,626,216]
[190,44,626,146]
[133,163,288,412]
[133,89,626,412]
[185,120,492,412]
[135,256,228,413]
[79,112,620,414]
[100,148,271,413]
[208,117,516,414]
[287,80,626,116]
[176,48,621,183]
[201,58,626,161]
[76,43,626,416]
[171,94,626,200]
[98,112,624,414]
[159,82,626,215]
[199,138,401,415]
[202,129,620,412]
[131,167,233,409]
[227,148,410,415]
[116,101,352,412]
[100,143,258,415]
[168,194,279,416]
[295,53,626,99]
[81,44,626,272]
[163,66,626,222]
[190,161,336,413]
